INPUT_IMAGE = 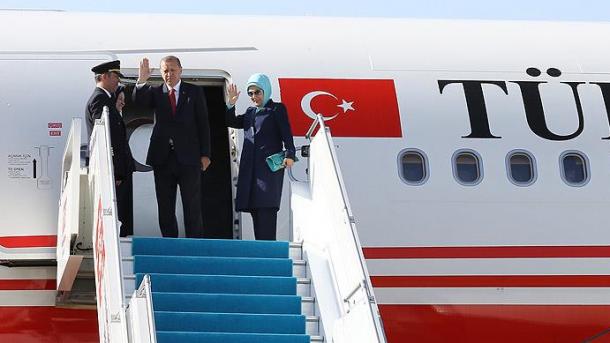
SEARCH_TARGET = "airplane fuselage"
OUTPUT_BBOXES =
[2,10,610,342]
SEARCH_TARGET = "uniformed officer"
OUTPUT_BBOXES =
[85,60,135,237]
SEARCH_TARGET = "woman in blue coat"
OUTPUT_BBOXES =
[226,74,296,240]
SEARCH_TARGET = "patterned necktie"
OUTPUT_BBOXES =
[169,88,177,116]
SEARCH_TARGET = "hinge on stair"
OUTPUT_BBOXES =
[343,281,364,311]
[344,279,379,311]
[362,279,377,303]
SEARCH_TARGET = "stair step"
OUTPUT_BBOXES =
[56,290,97,306]
[79,255,95,273]
[126,288,317,316]
[306,315,320,336]
[293,259,307,278]
[75,271,95,279]
[122,257,132,275]
[122,296,317,316]
[156,331,313,343]
[55,302,97,310]
[122,238,305,259]
[301,296,315,316]
[297,278,312,297]
[120,237,132,256]
[152,292,302,315]
[124,257,307,278]
[121,237,304,259]
[133,255,293,277]
[129,273,298,295]
[154,311,306,334]
[133,237,290,258]
[289,242,303,260]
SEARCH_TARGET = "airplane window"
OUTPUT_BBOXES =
[452,150,483,185]
[507,151,536,186]
[560,152,589,186]
[398,149,428,185]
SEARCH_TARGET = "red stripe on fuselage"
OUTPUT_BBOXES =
[363,246,610,259]
[0,235,57,248]
[0,307,98,343]
[371,275,610,287]
[379,304,610,343]
[0,279,56,290]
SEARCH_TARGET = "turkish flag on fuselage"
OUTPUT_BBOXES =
[278,78,402,137]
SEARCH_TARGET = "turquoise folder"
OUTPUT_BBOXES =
[265,151,298,172]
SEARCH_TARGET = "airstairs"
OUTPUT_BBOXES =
[121,237,323,342]
[56,109,386,342]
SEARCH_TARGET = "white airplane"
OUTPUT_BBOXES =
[2,9,610,343]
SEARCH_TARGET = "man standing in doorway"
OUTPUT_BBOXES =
[86,60,135,237]
[134,56,211,238]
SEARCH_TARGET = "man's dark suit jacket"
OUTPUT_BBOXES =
[85,87,134,180]
[134,82,211,167]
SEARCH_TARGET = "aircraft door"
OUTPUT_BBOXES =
[119,75,237,239]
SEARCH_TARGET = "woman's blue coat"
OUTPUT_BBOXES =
[226,99,296,212]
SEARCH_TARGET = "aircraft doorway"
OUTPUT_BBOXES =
[200,84,234,239]
[121,78,235,239]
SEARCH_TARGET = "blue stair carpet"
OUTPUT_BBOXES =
[133,237,290,258]
[156,331,311,343]
[132,237,310,343]
[134,255,293,276]
[137,273,297,295]
[152,292,302,314]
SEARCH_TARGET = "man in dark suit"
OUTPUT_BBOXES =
[85,60,135,237]
[134,56,211,238]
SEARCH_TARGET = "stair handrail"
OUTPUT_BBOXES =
[127,274,157,343]
[142,275,157,343]
[89,107,129,342]
[291,114,387,342]
[56,117,82,290]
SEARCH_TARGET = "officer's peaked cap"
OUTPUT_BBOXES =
[91,60,124,77]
